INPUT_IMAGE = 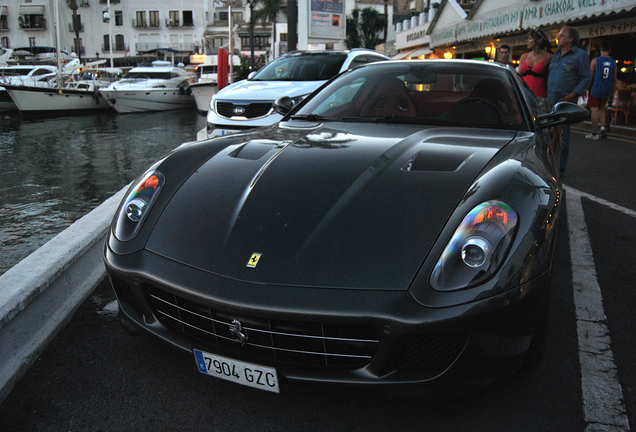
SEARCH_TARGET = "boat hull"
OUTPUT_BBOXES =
[0,88,17,112]
[99,88,195,113]
[190,81,218,112]
[3,85,107,113]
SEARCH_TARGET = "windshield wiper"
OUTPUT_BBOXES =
[290,114,330,121]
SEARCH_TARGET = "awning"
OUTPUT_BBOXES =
[19,5,45,15]
[392,48,417,60]
[408,47,433,59]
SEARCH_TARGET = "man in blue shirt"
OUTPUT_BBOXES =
[547,26,591,176]
[586,41,616,140]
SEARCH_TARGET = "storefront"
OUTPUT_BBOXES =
[426,0,636,79]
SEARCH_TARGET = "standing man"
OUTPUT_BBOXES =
[586,41,616,140]
[498,45,512,66]
[547,26,591,176]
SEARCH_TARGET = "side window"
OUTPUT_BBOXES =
[348,56,367,70]
[368,55,387,64]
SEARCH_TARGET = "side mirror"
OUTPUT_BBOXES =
[535,101,589,128]
[247,71,257,80]
[273,96,294,116]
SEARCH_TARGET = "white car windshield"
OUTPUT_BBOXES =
[250,53,348,82]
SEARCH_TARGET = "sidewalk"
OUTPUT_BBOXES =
[576,120,636,138]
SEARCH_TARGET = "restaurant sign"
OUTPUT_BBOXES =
[431,0,636,48]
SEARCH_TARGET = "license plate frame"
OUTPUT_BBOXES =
[193,349,280,393]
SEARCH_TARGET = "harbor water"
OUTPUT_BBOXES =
[0,109,207,276]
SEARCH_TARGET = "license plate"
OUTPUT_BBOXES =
[193,349,280,393]
[210,128,240,137]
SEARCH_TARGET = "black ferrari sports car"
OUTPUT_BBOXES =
[104,60,588,397]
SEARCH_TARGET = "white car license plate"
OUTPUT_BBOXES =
[210,128,240,137]
[193,349,280,393]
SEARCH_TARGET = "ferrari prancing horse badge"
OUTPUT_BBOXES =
[247,253,262,268]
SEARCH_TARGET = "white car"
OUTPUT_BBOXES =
[206,49,390,137]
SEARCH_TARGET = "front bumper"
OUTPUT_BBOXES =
[104,246,549,397]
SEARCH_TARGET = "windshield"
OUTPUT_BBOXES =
[251,53,348,82]
[295,61,527,130]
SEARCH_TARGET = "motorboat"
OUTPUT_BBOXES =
[99,61,196,113]
[2,66,123,114]
[0,64,60,111]
[189,54,240,112]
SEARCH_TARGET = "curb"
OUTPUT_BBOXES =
[575,120,636,138]
[0,187,126,403]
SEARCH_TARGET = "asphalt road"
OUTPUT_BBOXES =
[0,126,634,432]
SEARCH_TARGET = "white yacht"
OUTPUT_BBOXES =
[99,61,196,113]
[3,66,123,114]
[0,65,60,111]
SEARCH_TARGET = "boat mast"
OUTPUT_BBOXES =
[107,0,114,68]
[54,0,62,80]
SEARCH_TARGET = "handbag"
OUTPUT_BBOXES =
[577,94,588,107]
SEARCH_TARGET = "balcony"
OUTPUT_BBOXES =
[19,20,47,31]
[132,19,147,28]
[69,23,84,32]
[165,18,180,28]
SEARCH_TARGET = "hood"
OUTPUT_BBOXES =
[146,123,515,290]
[215,79,324,101]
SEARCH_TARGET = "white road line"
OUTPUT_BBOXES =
[566,186,636,219]
[565,185,630,431]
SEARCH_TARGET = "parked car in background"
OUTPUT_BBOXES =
[205,49,390,137]
[105,60,588,398]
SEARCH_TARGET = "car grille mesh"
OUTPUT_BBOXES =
[216,101,273,119]
[391,332,469,371]
[144,284,380,369]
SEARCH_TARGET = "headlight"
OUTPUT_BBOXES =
[209,94,217,112]
[430,200,518,291]
[113,170,165,241]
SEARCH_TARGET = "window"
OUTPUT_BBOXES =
[29,37,36,48]
[218,11,242,22]
[103,34,110,51]
[149,11,159,28]
[135,11,146,27]
[115,34,125,51]
[19,13,46,29]
[71,14,82,32]
[168,11,179,27]
[212,37,228,48]
[183,11,193,26]
[115,11,123,26]
[0,15,8,31]
[241,35,270,50]
[1,37,9,48]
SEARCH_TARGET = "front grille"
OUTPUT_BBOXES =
[216,101,273,119]
[144,285,380,369]
[391,332,469,371]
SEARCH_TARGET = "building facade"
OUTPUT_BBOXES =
[0,0,269,66]
[393,0,636,84]
[1,1,396,68]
